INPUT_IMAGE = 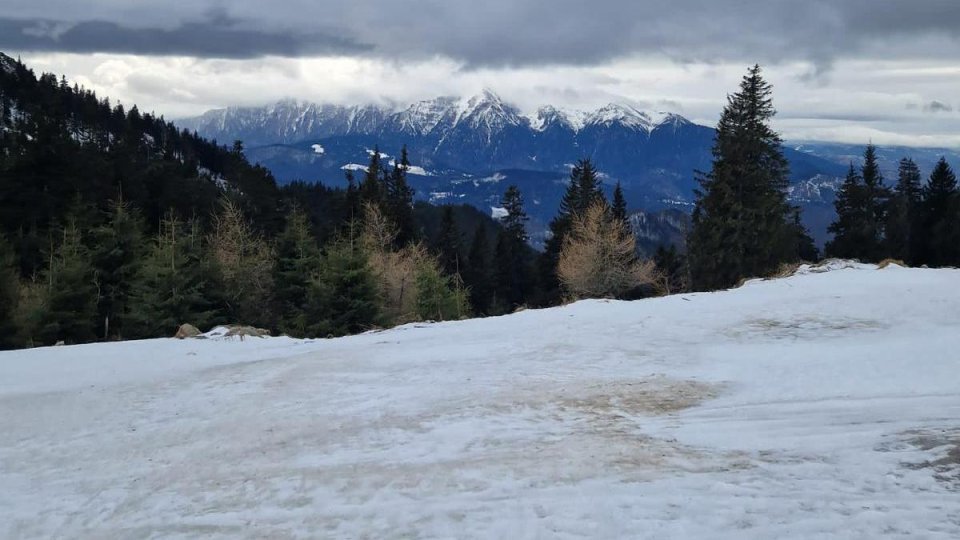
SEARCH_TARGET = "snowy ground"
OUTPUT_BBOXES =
[2,262,959,539]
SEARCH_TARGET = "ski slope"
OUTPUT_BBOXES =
[1,262,959,539]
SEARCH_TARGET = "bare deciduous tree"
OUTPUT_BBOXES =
[558,200,657,300]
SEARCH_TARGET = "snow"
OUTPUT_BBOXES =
[2,263,959,538]
[340,163,368,172]
[490,206,509,219]
[310,143,325,154]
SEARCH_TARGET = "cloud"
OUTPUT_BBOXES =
[923,100,954,113]
[0,16,370,59]
[1,1,960,67]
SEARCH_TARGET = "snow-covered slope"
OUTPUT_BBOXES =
[2,263,959,538]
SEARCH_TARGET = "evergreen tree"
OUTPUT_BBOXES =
[493,185,531,311]
[304,239,380,337]
[885,158,923,263]
[37,222,98,344]
[463,223,493,316]
[793,211,820,262]
[920,157,960,266]
[90,199,146,339]
[0,234,20,349]
[387,145,416,246]
[687,65,798,290]
[653,244,688,295]
[274,206,321,336]
[612,181,629,231]
[826,146,892,262]
[359,146,385,209]
[415,260,469,322]
[826,164,869,259]
[129,215,223,338]
[435,206,462,276]
[860,144,892,259]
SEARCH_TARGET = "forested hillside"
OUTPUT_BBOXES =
[0,53,523,349]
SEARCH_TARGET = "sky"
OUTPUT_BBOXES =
[3,0,960,147]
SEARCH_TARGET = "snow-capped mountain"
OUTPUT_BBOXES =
[180,90,685,147]
[178,90,848,246]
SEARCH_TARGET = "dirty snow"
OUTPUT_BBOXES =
[1,263,959,539]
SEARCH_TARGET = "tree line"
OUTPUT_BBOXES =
[2,55,957,350]
[826,145,959,267]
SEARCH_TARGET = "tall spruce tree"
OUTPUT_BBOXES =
[435,205,462,276]
[885,158,923,263]
[493,185,531,312]
[387,145,416,246]
[91,199,146,340]
[0,234,20,349]
[612,181,629,231]
[920,157,959,266]
[129,215,223,338]
[274,206,321,337]
[304,239,380,337]
[359,146,385,209]
[463,223,493,316]
[38,222,98,344]
[687,65,798,290]
[826,146,892,262]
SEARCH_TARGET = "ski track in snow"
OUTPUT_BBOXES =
[1,264,959,539]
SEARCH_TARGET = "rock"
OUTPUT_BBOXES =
[224,325,271,339]
[174,323,201,339]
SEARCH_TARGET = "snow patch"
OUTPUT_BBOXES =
[491,206,508,219]
[311,144,325,154]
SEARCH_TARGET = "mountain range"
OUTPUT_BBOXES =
[177,91,956,248]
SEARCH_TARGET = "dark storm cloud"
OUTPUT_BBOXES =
[0,16,370,59]
[2,0,959,66]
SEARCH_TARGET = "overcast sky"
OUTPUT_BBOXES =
[3,0,960,146]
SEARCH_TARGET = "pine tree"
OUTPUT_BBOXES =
[387,145,416,246]
[826,146,892,262]
[920,157,959,266]
[687,65,798,290]
[653,244,688,295]
[90,199,146,340]
[885,158,923,263]
[37,222,98,344]
[826,164,868,259]
[0,233,20,349]
[612,181,629,231]
[274,206,321,336]
[860,144,892,259]
[435,206,462,276]
[463,223,493,316]
[793,211,820,262]
[493,185,531,312]
[415,260,469,322]
[359,146,385,209]
[129,215,223,338]
[304,239,380,337]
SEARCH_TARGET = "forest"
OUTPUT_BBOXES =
[1,56,958,349]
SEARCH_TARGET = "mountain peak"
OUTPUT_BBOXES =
[0,52,18,75]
